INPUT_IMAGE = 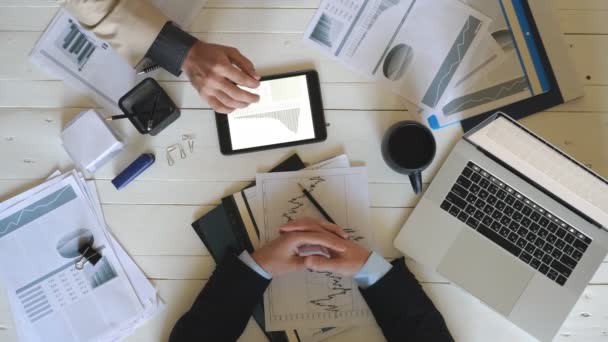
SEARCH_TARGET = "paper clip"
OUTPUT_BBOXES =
[177,143,187,159]
[166,146,176,166]
[182,135,194,153]
[75,244,102,270]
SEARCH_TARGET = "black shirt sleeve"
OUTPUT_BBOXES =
[146,22,198,76]
[169,253,270,342]
[359,258,454,342]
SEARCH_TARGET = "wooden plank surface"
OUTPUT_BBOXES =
[0,1,607,342]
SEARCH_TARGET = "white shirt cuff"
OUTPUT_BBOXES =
[353,251,392,289]
[238,250,272,280]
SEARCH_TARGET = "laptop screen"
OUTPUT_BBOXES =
[465,114,608,229]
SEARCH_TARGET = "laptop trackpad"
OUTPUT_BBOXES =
[437,229,534,316]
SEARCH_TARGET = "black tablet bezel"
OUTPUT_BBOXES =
[215,70,327,155]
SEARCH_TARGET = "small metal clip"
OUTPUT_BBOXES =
[182,135,194,153]
[166,146,176,166]
[75,244,102,270]
[147,119,153,132]
[178,143,186,159]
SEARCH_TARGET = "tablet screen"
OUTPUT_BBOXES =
[227,75,316,150]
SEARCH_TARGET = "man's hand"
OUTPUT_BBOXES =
[251,223,348,277]
[280,218,372,276]
[182,41,261,113]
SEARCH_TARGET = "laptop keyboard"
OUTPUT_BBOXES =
[440,162,592,286]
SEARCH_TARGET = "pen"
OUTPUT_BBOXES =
[105,109,159,122]
[105,114,135,121]
[147,95,159,131]
[297,183,336,224]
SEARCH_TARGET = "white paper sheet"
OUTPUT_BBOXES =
[29,1,208,113]
[62,110,124,174]
[243,154,351,229]
[0,173,162,342]
[304,0,493,111]
[429,0,534,126]
[241,155,351,341]
[256,167,374,331]
[0,175,143,342]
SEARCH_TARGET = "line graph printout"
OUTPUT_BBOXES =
[304,0,495,111]
[256,167,375,330]
[0,175,143,342]
[433,44,533,126]
[425,0,543,126]
[239,155,351,341]
[228,75,316,150]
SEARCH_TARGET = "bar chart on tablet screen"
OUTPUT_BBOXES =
[234,108,301,134]
[228,75,316,150]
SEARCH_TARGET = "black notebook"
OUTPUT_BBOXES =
[191,153,305,342]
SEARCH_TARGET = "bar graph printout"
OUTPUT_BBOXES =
[256,167,375,330]
[29,1,208,112]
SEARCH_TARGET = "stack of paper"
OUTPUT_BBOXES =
[257,165,374,332]
[62,110,124,174]
[0,171,163,342]
[235,155,372,340]
[304,0,537,127]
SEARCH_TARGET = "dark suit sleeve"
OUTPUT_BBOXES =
[169,253,271,342]
[359,257,454,342]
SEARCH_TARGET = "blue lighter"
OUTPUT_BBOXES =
[111,153,155,190]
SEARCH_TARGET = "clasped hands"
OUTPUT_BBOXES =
[251,218,372,277]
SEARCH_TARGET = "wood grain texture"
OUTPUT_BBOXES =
[0,2,607,341]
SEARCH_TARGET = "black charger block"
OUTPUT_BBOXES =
[119,78,180,136]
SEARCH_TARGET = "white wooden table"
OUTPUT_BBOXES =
[0,1,607,341]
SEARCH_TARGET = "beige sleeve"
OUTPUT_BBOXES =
[58,0,167,67]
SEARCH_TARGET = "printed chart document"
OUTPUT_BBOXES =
[240,155,351,341]
[430,0,535,126]
[29,1,208,112]
[256,167,375,331]
[0,172,162,342]
[304,0,493,112]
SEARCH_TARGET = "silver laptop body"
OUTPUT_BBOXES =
[393,113,608,341]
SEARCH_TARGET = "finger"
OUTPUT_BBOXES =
[214,89,249,109]
[304,255,341,273]
[289,232,347,252]
[218,63,259,89]
[280,224,326,235]
[227,48,261,80]
[318,221,348,239]
[216,78,260,103]
[207,96,234,114]
[281,218,347,239]
[288,257,308,273]
[279,217,321,233]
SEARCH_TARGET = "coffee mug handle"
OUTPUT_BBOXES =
[409,172,423,194]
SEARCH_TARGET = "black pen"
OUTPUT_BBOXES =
[105,114,135,121]
[297,183,335,224]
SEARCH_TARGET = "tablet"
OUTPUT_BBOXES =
[215,70,327,155]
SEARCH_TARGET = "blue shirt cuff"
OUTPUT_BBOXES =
[353,251,392,289]
[238,251,272,280]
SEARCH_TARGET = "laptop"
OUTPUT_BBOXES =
[393,113,608,341]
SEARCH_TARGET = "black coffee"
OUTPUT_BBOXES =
[388,125,434,169]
